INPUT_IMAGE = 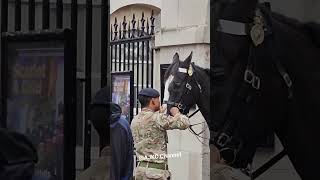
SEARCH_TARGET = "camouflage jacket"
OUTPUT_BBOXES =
[130,108,190,164]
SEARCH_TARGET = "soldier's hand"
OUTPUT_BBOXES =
[170,107,180,116]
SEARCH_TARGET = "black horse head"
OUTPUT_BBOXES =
[163,52,211,121]
[214,0,320,178]
[163,52,199,114]
[163,52,213,144]
[212,0,272,168]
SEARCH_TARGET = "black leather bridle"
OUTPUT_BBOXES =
[213,3,294,178]
[163,63,202,112]
[163,63,209,142]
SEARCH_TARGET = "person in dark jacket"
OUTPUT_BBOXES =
[77,86,133,180]
[109,102,134,180]
[77,87,111,180]
[91,86,111,150]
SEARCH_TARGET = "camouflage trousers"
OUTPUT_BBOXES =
[134,166,170,180]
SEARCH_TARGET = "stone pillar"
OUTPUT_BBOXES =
[154,0,210,179]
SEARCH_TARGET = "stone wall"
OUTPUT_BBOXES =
[154,0,210,179]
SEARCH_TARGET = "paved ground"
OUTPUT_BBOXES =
[75,132,300,180]
[252,136,301,180]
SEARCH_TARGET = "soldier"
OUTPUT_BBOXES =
[131,88,190,180]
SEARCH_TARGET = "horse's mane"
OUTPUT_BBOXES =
[270,12,320,48]
[198,66,210,77]
[192,63,211,82]
[214,0,320,47]
[204,68,210,76]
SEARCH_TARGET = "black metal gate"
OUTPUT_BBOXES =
[1,0,110,174]
[110,11,155,115]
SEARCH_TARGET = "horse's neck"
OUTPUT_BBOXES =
[194,67,211,122]
[198,99,210,123]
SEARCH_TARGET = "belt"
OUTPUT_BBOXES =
[138,161,168,170]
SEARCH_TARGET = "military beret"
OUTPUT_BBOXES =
[138,88,160,98]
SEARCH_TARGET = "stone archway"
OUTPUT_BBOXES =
[111,0,161,14]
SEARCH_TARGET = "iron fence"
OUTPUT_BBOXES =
[110,11,155,115]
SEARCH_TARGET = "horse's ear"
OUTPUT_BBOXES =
[184,51,193,65]
[173,52,180,63]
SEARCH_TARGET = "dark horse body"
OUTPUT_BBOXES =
[164,0,320,179]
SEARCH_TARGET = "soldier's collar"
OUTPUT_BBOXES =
[142,108,154,112]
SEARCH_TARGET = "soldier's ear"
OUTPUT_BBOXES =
[151,98,157,106]
[150,98,155,106]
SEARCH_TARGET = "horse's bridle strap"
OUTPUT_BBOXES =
[217,7,273,37]
[217,19,249,35]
